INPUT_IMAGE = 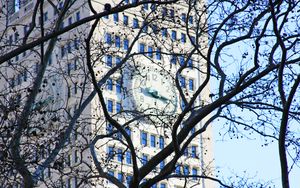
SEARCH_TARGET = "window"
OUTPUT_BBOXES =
[160,183,166,188]
[131,0,137,3]
[191,146,197,158]
[179,76,186,88]
[160,160,165,170]
[123,15,128,25]
[192,168,197,180]
[74,38,79,50]
[175,165,181,174]
[108,170,114,176]
[181,33,186,43]
[150,135,156,147]
[107,100,113,113]
[171,55,176,64]
[162,28,167,37]
[116,79,122,93]
[162,8,167,17]
[125,127,131,137]
[171,30,177,41]
[126,151,132,164]
[118,173,123,182]
[44,12,48,22]
[183,165,189,175]
[183,148,188,156]
[23,25,28,35]
[150,4,156,11]
[61,46,65,57]
[133,18,139,28]
[124,0,129,4]
[115,35,121,48]
[9,35,13,45]
[191,126,196,134]
[159,136,164,149]
[113,13,119,22]
[190,36,196,43]
[105,33,112,44]
[139,43,145,53]
[189,15,193,24]
[123,39,129,50]
[141,154,148,165]
[151,24,158,34]
[188,59,193,68]
[108,146,114,159]
[107,78,113,91]
[14,32,19,42]
[181,13,186,22]
[76,11,81,21]
[143,3,148,10]
[179,56,185,66]
[170,9,175,21]
[106,55,112,67]
[142,22,148,33]
[152,184,157,188]
[67,42,71,53]
[116,56,121,65]
[107,124,113,134]
[189,79,194,91]
[156,48,161,60]
[127,176,133,187]
[148,46,153,58]
[117,148,123,162]
[181,100,185,110]
[116,102,121,113]
[68,17,72,25]
[141,132,147,146]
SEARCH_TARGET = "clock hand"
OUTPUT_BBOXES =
[144,88,171,103]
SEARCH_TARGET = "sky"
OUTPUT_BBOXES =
[213,125,300,187]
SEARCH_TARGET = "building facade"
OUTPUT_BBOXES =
[0,0,214,187]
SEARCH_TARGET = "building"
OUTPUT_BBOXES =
[0,0,214,187]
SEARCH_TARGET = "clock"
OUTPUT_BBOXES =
[131,66,178,115]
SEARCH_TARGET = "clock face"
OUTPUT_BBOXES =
[131,66,177,115]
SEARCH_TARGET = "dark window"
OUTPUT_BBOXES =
[115,35,121,48]
[107,100,113,112]
[76,11,80,21]
[181,33,186,43]
[171,55,176,64]
[139,43,145,53]
[113,13,119,22]
[117,148,123,162]
[171,30,176,41]
[123,15,128,25]
[106,55,112,67]
[116,102,121,113]
[150,135,156,147]
[192,168,197,180]
[159,136,164,149]
[107,78,113,91]
[105,33,112,44]
[189,79,194,91]
[133,18,139,28]
[141,154,148,165]
[141,132,147,146]
[191,146,197,158]
[156,48,161,60]
[124,39,129,50]
[148,46,153,58]
[162,28,167,37]
[183,165,189,175]
[126,151,131,164]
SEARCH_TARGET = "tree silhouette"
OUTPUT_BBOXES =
[0,0,299,188]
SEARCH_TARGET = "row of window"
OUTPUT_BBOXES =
[140,131,165,149]
[106,78,122,93]
[10,71,27,88]
[105,13,195,43]
[107,146,132,164]
[179,75,194,91]
[61,39,80,57]
[107,99,122,113]
[175,165,198,180]
[137,43,161,60]
[106,124,131,140]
